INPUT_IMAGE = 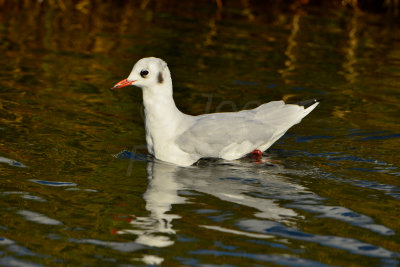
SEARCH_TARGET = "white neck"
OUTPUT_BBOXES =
[142,75,184,134]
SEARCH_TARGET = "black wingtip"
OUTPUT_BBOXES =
[294,98,322,109]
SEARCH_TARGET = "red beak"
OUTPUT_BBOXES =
[111,78,135,90]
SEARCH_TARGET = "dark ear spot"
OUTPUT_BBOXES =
[157,72,164,84]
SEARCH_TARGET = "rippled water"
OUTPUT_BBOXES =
[1,1,400,266]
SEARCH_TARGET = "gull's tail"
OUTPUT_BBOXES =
[294,98,322,109]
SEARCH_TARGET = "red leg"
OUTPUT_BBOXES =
[251,150,262,156]
[250,150,263,162]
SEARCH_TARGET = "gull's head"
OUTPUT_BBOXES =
[111,57,168,90]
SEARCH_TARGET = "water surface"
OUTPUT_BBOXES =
[0,1,399,266]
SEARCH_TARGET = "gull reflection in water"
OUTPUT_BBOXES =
[120,157,319,248]
[116,155,397,265]
[121,160,187,248]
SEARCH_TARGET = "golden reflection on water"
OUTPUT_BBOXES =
[278,9,302,85]
[342,7,360,84]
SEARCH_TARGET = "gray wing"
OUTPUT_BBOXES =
[176,112,276,158]
[176,100,318,159]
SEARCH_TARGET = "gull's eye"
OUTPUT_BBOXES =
[140,70,149,78]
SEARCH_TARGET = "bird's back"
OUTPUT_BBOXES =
[176,100,319,160]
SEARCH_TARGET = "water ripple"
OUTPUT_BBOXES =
[238,219,398,259]
[29,180,77,187]
[2,191,46,202]
[287,205,395,235]
[68,238,143,253]
[0,156,27,168]
[0,256,44,267]
[0,237,48,265]
[357,133,400,141]
[17,210,63,226]
[189,250,333,267]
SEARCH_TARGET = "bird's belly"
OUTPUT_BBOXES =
[152,139,198,166]
[145,134,154,155]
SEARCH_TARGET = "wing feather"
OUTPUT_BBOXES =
[176,100,318,159]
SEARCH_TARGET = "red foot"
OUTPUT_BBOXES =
[251,150,262,157]
[250,150,263,163]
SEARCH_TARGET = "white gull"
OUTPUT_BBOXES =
[111,57,319,166]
